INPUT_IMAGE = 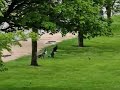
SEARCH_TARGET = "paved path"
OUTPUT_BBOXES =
[2,33,76,62]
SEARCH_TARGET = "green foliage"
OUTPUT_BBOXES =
[0,0,58,34]
[0,60,8,72]
[105,0,115,5]
[0,33,14,53]
[55,0,111,39]
[41,21,56,32]
[93,0,105,5]
[0,0,4,16]
[17,3,57,33]
[29,32,39,41]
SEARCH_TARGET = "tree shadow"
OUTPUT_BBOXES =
[71,45,91,48]
[2,55,11,58]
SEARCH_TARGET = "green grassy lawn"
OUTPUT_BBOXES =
[0,15,120,90]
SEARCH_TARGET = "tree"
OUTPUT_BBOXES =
[93,0,119,19]
[0,0,58,66]
[104,0,117,19]
[17,1,57,66]
[93,0,120,25]
[54,0,111,47]
[112,0,120,14]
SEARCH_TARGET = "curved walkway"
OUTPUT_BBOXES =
[2,33,76,62]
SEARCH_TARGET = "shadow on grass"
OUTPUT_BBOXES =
[71,45,91,47]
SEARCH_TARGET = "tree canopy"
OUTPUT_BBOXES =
[0,0,59,66]
[54,0,111,47]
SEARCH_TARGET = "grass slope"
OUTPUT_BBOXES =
[0,16,120,90]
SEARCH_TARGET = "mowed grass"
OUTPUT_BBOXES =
[0,16,120,90]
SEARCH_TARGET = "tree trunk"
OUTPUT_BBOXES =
[106,5,112,26]
[31,29,38,66]
[106,5,112,19]
[78,31,84,47]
